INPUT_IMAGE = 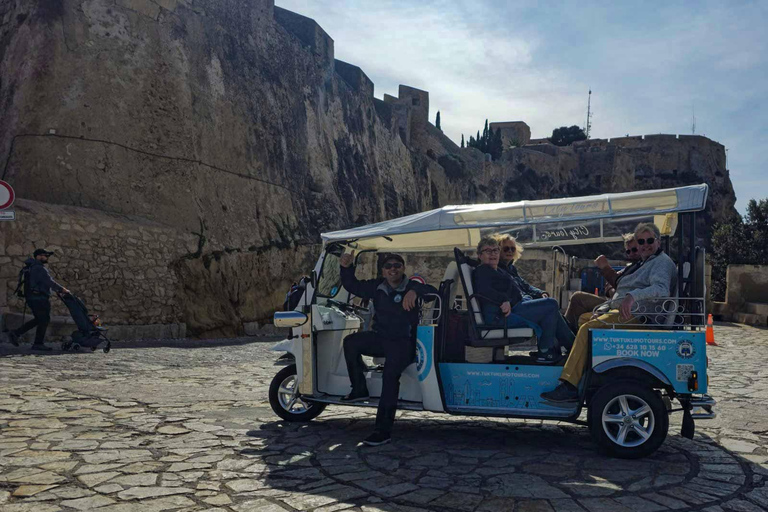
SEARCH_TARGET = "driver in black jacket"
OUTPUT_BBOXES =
[340,252,437,447]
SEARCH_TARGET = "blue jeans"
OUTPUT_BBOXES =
[484,298,574,353]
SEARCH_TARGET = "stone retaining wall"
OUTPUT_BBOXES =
[0,199,195,339]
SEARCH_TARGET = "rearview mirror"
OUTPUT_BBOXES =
[274,311,309,328]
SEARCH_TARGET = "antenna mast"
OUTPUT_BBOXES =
[585,89,593,139]
[691,104,696,135]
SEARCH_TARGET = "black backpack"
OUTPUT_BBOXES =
[14,264,31,299]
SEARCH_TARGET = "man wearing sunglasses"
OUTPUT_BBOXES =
[339,252,437,446]
[542,223,677,403]
[563,233,643,330]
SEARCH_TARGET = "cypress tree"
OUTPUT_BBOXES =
[461,134,465,148]
[436,111,441,131]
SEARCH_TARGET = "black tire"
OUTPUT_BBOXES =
[268,364,326,422]
[588,380,669,459]
[103,344,111,353]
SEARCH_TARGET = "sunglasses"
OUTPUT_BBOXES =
[481,248,501,255]
[382,262,403,270]
[636,237,656,245]
[625,247,639,254]
[502,246,516,253]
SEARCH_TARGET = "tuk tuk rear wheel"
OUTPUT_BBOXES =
[588,380,668,459]
[269,364,326,422]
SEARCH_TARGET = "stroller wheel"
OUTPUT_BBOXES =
[103,345,111,354]
[61,342,72,351]
[72,344,80,351]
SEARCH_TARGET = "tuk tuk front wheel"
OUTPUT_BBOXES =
[269,364,326,422]
[588,380,668,459]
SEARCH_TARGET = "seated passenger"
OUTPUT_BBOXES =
[340,252,437,447]
[541,223,677,402]
[473,236,574,363]
[563,233,642,330]
[496,234,548,300]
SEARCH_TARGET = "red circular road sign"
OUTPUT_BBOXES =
[0,180,14,210]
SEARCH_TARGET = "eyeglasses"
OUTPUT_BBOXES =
[382,262,403,270]
[636,237,656,245]
[502,246,516,253]
[625,247,639,254]
[481,248,501,255]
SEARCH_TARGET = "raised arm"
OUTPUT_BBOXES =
[339,257,379,300]
[596,255,619,288]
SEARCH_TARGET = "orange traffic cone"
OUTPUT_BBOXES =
[705,314,717,346]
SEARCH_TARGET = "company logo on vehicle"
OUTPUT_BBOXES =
[676,339,695,359]
[415,338,431,382]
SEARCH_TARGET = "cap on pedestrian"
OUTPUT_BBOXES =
[33,248,55,257]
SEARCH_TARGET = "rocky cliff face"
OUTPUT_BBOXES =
[0,0,738,336]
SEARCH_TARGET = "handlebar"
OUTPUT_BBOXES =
[326,298,370,314]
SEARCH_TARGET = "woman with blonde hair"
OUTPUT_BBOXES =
[494,234,548,300]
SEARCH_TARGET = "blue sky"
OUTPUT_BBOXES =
[277,1,767,214]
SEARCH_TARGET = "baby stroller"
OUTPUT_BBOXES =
[59,292,111,353]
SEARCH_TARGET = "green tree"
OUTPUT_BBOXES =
[436,111,441,131]
[711,198,768,300]
[489,128,504,160]
[550,125,587,146]
[460,134,464,148]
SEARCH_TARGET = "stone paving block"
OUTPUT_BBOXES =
[60,494,116,509]
[11,484,58,497]
[77,471,122,487]
[577,498,634,512]
[232,498,293,512]
[117,485,194,500]
[722,499,766,512]
[550,499,587,512]
[613,495,668,511]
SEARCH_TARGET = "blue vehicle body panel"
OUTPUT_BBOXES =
[438,363,578,417]
[591,329,707,394]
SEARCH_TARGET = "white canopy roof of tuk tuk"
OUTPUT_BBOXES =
[322,184,709,252]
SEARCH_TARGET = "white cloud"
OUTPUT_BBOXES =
[276,0,768,212]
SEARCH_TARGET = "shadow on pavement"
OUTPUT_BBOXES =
[0,335,283,356]
[239,416,767,511]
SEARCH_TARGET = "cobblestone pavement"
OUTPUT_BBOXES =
[1,324,767,512]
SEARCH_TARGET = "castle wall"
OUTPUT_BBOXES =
[0,199,193,339]
[0,0,738,338]
[335,59,373,97]
[274,6,333,65]
[489,121,531,147]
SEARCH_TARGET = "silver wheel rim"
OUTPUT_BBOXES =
[602,394,655,448]
[277,374,311,414]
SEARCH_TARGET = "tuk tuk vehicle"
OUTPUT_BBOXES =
[268,184,715,458]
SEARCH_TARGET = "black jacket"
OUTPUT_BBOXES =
[473,264,524,309]
[23,258,64,299]
[340,265,437,339]
[504,262,545,299]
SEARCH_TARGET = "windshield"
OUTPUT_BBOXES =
[316,246,343,298]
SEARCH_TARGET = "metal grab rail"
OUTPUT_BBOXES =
[551,246,569,308]
[589,297,706,329]
[419,293,442,325]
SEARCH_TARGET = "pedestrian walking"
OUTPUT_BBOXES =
[5,249,69,351]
